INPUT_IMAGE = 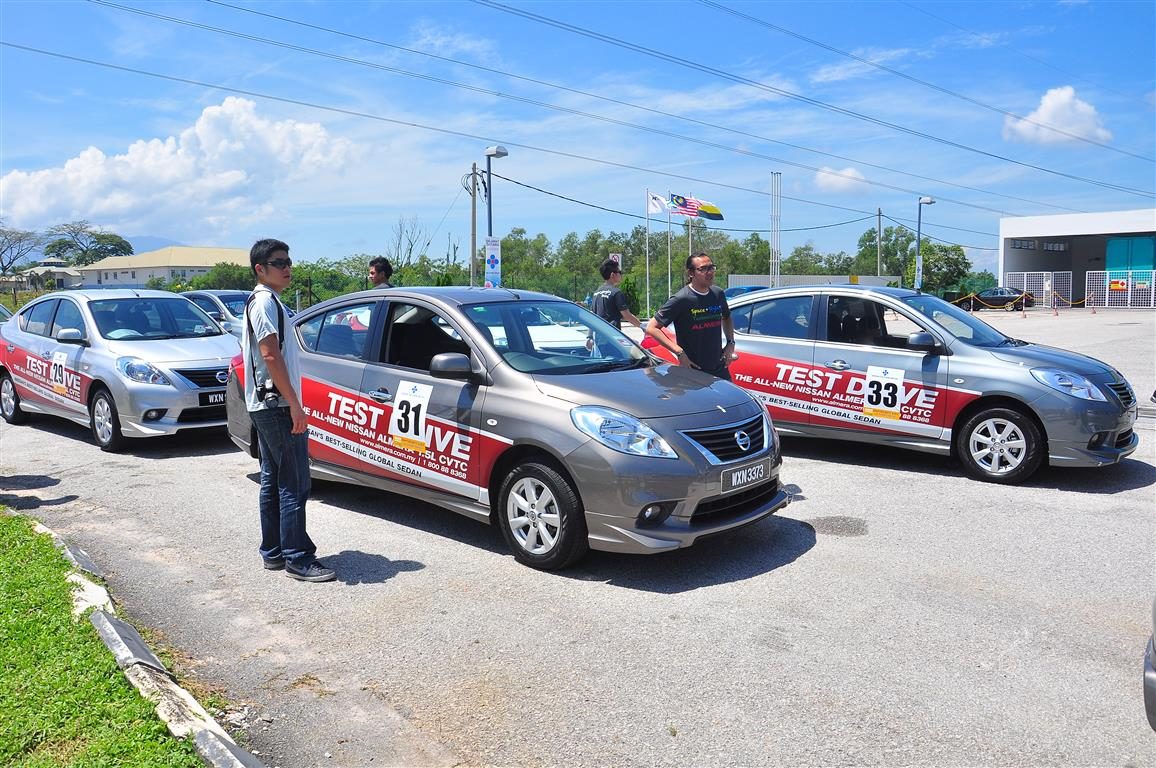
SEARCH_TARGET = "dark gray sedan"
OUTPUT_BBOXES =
[226,287,790,570]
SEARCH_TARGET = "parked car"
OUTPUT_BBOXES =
[961,287,1035,312]
[724,285,768,299]
[642,285,1138,484]
[226,287,790,569]
[0,290,240,450]
[182,289,251,338]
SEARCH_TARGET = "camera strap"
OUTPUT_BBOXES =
[244,289,285,389]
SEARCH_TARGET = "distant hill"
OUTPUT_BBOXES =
[128,235,183,254]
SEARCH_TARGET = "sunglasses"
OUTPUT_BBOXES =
[693,264,717,273]
[264,258,292,269]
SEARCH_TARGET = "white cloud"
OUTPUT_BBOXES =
[0,97,352,241]
[810,48,913,84]
[814,167,867,193]
[1002,85,1112,145]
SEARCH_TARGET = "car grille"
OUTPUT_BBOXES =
[177,405,226,423]
[174,368,229,388]
[1115,429,1134,449]
[1104,381,1135,409]
[690,479,781,526]
[681,415,765,463]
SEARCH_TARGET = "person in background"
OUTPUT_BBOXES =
[591,259,641,330]
[244,238,335,583]
[644,252,736,380]
[368,257,394,288]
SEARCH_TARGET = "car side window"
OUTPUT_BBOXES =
[824,296,885,346]
[746,296,813,340]
[22,300,58,337]
[384,302,469,370]
[188,296,218,315]
[50,300,85,338]
[300,302,374,358]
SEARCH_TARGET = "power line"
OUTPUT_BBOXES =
[0,41,997,250]
[86,0,1066,216]
[491,172,876,233]
[472,0,1154,198]
[701,0,1153,162]
[882,214,997,251]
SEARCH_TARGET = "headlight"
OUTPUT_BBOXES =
[115,357,171,386]
[1030,368,1106,401]
[571,405,678,459]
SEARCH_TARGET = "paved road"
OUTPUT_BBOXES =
[2,308,1153,767]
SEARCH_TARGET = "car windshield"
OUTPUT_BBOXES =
[89,297,224,340]
[216,293,250,316]
[901,293,1012,347]
[461,300,648,375]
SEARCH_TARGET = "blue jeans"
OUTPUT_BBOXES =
[251,407,316,569]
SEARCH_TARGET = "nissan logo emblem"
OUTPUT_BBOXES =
[734,430,751,451]
[215,370,229,384]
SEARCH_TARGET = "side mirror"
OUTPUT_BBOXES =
[56,328,88,346]
[907,331,940,354]
[430,352,475,380]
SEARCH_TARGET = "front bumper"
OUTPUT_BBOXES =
[1039,396,1139,467]
[113,378,227,438]
[1145,635,1156,731]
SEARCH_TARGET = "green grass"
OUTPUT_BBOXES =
[0,513,202,767]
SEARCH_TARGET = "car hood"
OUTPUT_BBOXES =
[532,364,755,418]
[106,335,241,365]
[989,342,1120,378]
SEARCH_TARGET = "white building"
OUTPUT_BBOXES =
[81,246,249,288]
[998,209,1155,306]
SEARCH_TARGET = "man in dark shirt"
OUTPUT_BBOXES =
[591,259,641,330]
[644,252,735,379]
[368,257,393,288]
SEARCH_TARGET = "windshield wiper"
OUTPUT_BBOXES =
[585,358,647,373]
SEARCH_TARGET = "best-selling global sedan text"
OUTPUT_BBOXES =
[0,290,240,450]
[226,287,790,570]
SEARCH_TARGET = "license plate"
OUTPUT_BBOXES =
[721,458,770,493]
[199,390,226,406]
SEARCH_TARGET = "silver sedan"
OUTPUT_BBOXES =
[0,289,240,450]
[226,287,791,569]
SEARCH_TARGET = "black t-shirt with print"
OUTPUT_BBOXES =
[653,284,730,374]
[591,281,627,328]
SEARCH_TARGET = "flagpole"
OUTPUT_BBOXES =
[666,191,672,296]
[644,189,651,317]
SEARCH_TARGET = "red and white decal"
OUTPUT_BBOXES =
[732,353,978,438]
[300,377,511,499]
[5,346,89,407]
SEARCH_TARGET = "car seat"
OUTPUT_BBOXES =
[317,323,359,358]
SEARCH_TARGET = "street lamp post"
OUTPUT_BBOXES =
[915,196,935,290]
[484,145,508,238]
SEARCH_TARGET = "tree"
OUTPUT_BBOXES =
[855,226,915,283]
[42,221,133,266]
[781,244,824,275]
[190,262,255,290]
[0,221,43,274]
[911,242,971,293]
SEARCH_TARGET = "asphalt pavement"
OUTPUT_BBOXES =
[1,306,1153,767]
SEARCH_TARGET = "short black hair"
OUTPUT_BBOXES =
[599,259,622,280]
[369,256,393,279]
[251,239,290,275]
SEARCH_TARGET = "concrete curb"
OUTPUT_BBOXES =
[25,517,265,768]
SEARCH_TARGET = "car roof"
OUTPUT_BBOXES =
[27,289,189,302]
[726,284,922,303]
[182,289,251,296]
[305,286,575,315]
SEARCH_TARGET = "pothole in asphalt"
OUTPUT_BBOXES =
[806,516,868,537]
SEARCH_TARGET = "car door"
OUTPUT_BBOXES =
[810,293,949,443]
[5,298,71,416]
[728,292,818,430]
[352,299,489,502]
[42,296,92,421]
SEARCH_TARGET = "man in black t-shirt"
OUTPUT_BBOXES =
[644,252,735,380]
[591,259,641,330]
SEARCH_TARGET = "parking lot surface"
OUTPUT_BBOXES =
[2,308,1153,767]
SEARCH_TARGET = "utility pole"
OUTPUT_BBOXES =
[876,208,882,276]
[469,162,478,287]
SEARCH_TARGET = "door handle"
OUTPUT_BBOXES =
[824,359,850,371]
[4,344,13,354]
[369,388,393,403]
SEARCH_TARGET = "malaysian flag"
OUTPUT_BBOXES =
[669,194,700,217]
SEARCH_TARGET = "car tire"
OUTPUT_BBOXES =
[955,407,1044,484]
[497,461,588,570]
[964,300,977,311]
[90,387,126,452]
[0,372,29,424]
[1004,301,1017,312]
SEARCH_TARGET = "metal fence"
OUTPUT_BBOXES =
[1085,270,1156,308]
[1005,271,1071,311]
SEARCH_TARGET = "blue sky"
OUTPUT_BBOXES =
[2,0,1153,276]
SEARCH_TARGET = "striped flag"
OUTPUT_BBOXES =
[670,194,700,217]
[696,200,724,220]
